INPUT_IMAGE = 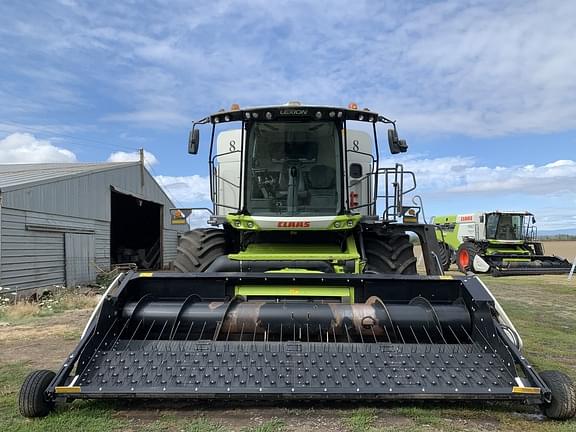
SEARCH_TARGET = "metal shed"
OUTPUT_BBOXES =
[0,162,189,294]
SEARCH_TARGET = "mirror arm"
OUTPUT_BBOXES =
[193,116,210,127]
[188,117,209,155]
[377,115,396,126]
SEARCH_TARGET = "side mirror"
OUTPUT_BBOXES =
[387,129,408,154]
[532,216,536,224]
[188,128,200,154]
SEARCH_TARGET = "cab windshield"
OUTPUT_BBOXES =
[486,213,525,240]
[245,121,342,216]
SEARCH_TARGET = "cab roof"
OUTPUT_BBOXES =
[203,103,388,125]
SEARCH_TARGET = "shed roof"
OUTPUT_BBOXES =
[0,162,140,192]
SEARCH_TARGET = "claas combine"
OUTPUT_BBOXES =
[19,103,575,420]
[432,212,573,276]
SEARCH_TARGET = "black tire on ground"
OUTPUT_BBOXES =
[174,229,227,272]
[456,241,483,273]
[539,370,576,420]
[364,233,417,275]
[438,242,451,271]
[19,370,55,418]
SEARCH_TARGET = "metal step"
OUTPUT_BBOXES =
[74,340,523,399]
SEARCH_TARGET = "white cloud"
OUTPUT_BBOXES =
[154,175,211,205]
[186,209,212,228]
[448,160,576,195]
[0,132,77,163]
[381,155,576,229]
[101,109,189,128]
[107,150,158,167]
[386,156,576,196]
[4,1,576,135]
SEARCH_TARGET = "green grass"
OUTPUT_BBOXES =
[0,289,100,325]
[480,274,576,373]
[0,362,128,432]
[345,408,378,432]
[241,418,285,432]
[185,418,227,432]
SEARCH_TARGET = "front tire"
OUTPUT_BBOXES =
[456,242,482,273]
[174,229,227,272]
[19,370,55,418]
[539,370,576,420]
[364,233,417,274]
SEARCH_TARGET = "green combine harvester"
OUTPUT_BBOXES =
[432,211,573,276]
[19,103,575,420]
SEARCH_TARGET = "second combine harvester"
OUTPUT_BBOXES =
[19,103,575,420]
[432,211,573,276]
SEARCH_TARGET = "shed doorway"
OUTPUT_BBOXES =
[110,189,163,269]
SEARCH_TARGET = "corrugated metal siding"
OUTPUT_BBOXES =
[0,207,110,291]
[0,208,65,290]
[0,163,134,190]
[1,164,189,236]
[65,233,96,286]
[21,209,110,269]
[163,229,181,264]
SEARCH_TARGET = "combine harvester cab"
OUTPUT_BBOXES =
[433,212,573,276]
[19,104,575,420]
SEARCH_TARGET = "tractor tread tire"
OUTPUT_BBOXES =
[364,233,417,275]
[540,370,576,420]
[19,369,55,418]
[456,242,483,273]
[174,229,227,273]
[439,242,451,271]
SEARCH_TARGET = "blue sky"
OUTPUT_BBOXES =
[0,0,575,230]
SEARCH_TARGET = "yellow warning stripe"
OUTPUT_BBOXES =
[139,272,154,277]
[512,386,541,395]
[55,386,81,394]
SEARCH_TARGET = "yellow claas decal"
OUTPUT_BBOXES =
[277,221,311,228]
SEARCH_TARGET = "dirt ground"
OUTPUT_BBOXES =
[0,309,90,368]
[542,241,576,260]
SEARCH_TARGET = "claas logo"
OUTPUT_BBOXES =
[459,215,473,222]
[277,221,311,228]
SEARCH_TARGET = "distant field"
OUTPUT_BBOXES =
[542,241,576,260]
[414,241,576,269]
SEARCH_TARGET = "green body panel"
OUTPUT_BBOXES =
[431,214,460,251]
[327,214,363,230]
[235,285,353,303]
[228,235,361,273]
[225,214,362,231]
[485,244,531,258]
[226,214,261,230]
